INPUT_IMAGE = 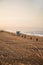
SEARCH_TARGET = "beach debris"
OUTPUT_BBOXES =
[36,38,38,41]
[24,35,26,38]
[30,37,32,40]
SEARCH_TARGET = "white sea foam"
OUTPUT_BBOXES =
[5,29,43,37]
[26,33,43,37]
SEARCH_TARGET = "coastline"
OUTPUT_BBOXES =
[0,30,43,65]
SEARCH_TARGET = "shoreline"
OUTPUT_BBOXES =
[0,30,43,37]
[0,30,43,65]
[23,32,43,37]
[2,29,43,37]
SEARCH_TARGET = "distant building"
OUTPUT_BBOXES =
[16,31,20,36]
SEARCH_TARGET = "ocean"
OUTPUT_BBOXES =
[5,27,43,36]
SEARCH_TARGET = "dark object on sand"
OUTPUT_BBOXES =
[30,37,32,40]
[24,35,26,38]
[36,38,38,41]
[21,35,23,37]
[0,30,4,32]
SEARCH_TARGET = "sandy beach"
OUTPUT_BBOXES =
[0,31,43,65]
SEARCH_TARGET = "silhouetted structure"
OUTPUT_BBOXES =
[16,31,20,36]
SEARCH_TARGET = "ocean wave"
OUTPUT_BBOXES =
[23,32,43,37]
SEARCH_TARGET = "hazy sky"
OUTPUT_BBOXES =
[0,0,43,30]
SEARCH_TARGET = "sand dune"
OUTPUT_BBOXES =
[0,31,43,65]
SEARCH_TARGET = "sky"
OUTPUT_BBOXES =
[0,0,43,30]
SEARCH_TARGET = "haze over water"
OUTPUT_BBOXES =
[4,27,43,36]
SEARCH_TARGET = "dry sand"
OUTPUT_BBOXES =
[0,30,43,65]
